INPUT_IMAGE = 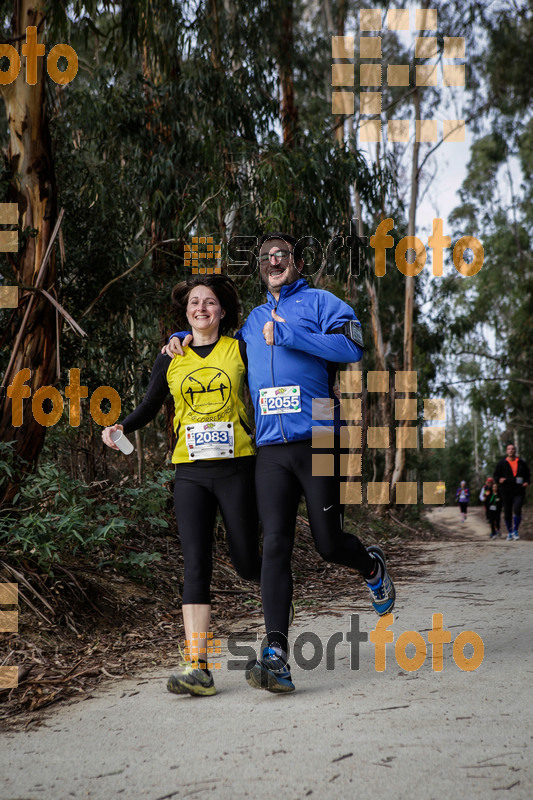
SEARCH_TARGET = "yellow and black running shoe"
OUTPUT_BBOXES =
[288,601,296,627]
[167,661,216,697]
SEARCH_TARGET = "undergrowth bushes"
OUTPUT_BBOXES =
[0,442,173,577]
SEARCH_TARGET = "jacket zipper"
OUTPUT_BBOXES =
[272,300,287,443]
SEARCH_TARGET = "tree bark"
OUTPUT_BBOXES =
[277,1,298,148]
[355,155,394,514]
[0,1,57,500]
[334,0,346,146]
[390,88,421,496]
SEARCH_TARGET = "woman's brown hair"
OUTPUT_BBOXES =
[171,274,240,334]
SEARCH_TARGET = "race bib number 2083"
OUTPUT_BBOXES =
[186,421,234,459]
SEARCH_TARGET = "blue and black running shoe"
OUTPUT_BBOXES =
[245,647,295,693]
[365,545,396,616]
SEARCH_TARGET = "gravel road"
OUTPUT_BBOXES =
[2,506,531,800]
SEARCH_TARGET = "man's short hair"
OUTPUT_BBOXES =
[258,232,304,262]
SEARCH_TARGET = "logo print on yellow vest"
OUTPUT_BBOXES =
[181,367,232,415]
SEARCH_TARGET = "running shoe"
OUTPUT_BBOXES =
[167,660,216,697]
[489,531,498,539]
[507,532,514,541]
[245,647,295,693]
[288,601,296,627]
[512,530,520,540]
[365,545,396,616]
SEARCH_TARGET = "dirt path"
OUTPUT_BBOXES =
[2,507,531,800]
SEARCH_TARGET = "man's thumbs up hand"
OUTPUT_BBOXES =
[263,309,286,345]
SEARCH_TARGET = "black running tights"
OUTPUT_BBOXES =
[174,460,261,604]
[502,494,524,532]
[255,441,375,653]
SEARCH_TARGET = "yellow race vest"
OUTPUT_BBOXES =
[166,336,254,463]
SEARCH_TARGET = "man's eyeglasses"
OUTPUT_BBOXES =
[258,249,293,264]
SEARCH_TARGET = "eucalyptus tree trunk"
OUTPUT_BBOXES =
[334,0,346,146]
[277,0,298,148]
[140,28,177,465]
[323,0,334,106]
[0,1,57,499]
[390,88,421,496]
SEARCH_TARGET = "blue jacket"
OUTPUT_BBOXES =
[235,279,363,447]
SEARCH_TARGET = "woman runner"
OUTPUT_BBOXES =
[484,482,502,539]
[455,481,470,522]
[102,275,261,697]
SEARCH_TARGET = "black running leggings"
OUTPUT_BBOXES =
[487,510,501,535]
[173,458,261,604]
[502,494,524,532]
[255,440,375,653]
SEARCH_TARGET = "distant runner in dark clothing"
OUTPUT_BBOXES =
[455,481,470,522]
[479,477,494,523]
[484,483,502,539]
[494,444,530,540]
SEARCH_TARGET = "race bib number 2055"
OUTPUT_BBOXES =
[259,385,301,415]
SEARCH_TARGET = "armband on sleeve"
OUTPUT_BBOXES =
[331,321,364,348]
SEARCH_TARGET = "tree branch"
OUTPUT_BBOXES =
[453,349,504,363]
[81,185,226,319]
[436,376,533,388]
[416,100,492,179]
[331,87,418,132]
[39,289,87,338]
[182,184,226,233]
[80,238,179,320]
[2,209,65,387]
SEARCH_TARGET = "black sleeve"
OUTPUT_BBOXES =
[523,460,530,484]
[238,339,248,371]
[493,459,504,481]
[121,354,172,435]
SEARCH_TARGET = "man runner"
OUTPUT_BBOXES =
[168,233,395,693]
[493,443,530,540]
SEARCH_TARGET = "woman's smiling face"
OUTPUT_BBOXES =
[186,285,225,335]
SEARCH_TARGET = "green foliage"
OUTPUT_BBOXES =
[120,470,174,531]
[426,0,533,472]
[0,453,173,574]
[456,134,508,213]
[0,463,124,569]
[5,0,514,519]
[117,553,161,581]
[484,8,533,116]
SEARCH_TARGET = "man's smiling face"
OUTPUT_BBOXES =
[259,238,303,297]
